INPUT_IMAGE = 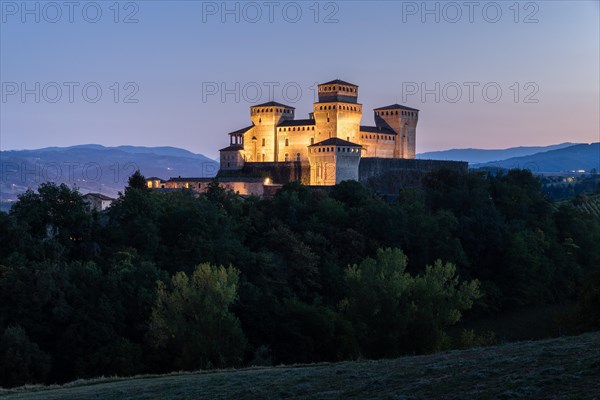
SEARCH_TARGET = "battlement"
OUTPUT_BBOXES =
[318,79,359,104]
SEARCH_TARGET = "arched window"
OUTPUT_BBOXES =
[285,138,289,146]
[285,153,289,161]
[296,153,300,161]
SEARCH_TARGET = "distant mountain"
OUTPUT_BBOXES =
[36,144,217,162]
[0,145,219,203]
[472,143,600,173]
[418,143,578,164]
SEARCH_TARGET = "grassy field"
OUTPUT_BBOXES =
[1,332,599,400]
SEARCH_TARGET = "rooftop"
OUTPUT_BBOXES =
[278,119,317,127]
[374,104,420,112]
[251,101,295,109]
[360,125,398,135]
[321,79,358,87]
[309,137,362,147]
[228,125,254,136]
[83,193,115,201]
[220,144,244,152]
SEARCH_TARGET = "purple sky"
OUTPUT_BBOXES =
[1,1,599,158]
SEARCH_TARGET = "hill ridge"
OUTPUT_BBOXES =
[1,332,598,399]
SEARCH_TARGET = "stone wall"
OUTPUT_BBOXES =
[359,158,468,194]
[241,162,311,185]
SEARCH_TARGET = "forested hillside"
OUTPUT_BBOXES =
[1,169,599,388]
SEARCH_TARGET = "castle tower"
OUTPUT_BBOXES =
[248,102,295,162]
[307,137,362,185]
[374,104,419,159]
[313,80,362,144]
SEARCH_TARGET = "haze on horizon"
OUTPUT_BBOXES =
[1,1,599,159]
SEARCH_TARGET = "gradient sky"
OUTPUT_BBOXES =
[1,0,599,158]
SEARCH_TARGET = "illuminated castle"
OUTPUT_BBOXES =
[219,79,419,186]
[147,79,466,195]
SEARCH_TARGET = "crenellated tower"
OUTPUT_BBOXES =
[312,80,363,144]
[374,104,419,159]
[248,102,295,162]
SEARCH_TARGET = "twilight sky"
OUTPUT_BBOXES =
[1,0,599,158]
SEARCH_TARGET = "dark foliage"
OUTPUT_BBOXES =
[1,169,599,387]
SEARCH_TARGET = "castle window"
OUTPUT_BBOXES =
[259,118,262,123]
[338,147,341,152]
[327,117,330,123]
[262,138,265,146]
[285,138,289,146]
[312,127,315,130]
[296,153,300,161]
[310,138,314,145]
[285,153,289,161]
[347,136,350,141]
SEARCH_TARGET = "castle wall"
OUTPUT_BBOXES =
[276,125,315,163]
[359,158,468,194]
[248,106,294,162]
[220,150,244,170]
[313,102,362,143]
[335,152,361,183]
[241,162,311,185]
[308,150,336,186]
[359,132,397,158]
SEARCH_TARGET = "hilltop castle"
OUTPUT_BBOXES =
[147,79,466,196]
[219,79,419,186]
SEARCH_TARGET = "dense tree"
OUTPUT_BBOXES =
[345,249,480,357]
[1,169,599,387]
[147,263,247,371]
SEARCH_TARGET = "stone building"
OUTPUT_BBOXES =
[82,193,115,211]
[146,78,467,196]
[220,79,420,185]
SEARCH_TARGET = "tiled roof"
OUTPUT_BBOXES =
[278,119,316,127]
[374,104,420,112]
[167,177,213,183]
[228,125,254,135]
[251,101,295,109]
[219,144,244,152]
[309,137,362,147]
[321,79,358,87]
[360,126,397,135]
[83,193,115,200]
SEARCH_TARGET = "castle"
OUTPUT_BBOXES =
[219,79,419,186]
[147,79,466,196]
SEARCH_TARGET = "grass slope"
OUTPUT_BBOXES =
[1,332,599,400]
